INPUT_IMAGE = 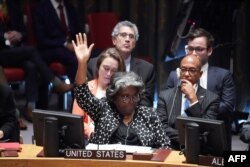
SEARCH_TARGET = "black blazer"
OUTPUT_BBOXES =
[32,0,80,49]
[0,0,26,48]
[157,85,220,147]
[87,56,156,107]
[0,84,20,142]
[165,65,235,114]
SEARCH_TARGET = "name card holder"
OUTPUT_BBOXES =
[199,155,224,166]
[133,149,171,162]
[64,149,126,160]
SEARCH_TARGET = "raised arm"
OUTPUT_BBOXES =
[73,33,104,121]
[72,33,94,85]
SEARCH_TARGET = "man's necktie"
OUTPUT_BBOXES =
[181,98,190,116]
[58,3,69,35]
[184,98,190,110]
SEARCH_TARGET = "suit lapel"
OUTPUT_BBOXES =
[64,2,74,32]
[207,66,214,91]
[171,88,182,117]
[168,87,182,126]
[130,57,139,73]
[47,1,65,30]
[196,85,206,103]
[176,89,182,116]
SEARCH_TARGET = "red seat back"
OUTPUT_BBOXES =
[49,62,67,76]
[87,12,119,49]
[4,68,25,82]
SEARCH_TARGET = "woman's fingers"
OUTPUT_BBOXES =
[83,33,87,45]
[89,43,95,54]
[76,33,80,45]
[72,39,76,48]
[72,32,94,59]
[79,33,83,45]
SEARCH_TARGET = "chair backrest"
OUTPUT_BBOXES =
[86,12,119,50]
[3,68,25,82]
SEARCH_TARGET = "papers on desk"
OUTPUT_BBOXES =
[0,142,21,151]
[86,143,153,154]
[0,142,21,157]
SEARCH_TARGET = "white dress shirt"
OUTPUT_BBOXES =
[200,63,208,89]
[124,55,131,72]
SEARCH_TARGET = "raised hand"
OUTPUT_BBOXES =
[181,79,197,104]
[72,33,94,63]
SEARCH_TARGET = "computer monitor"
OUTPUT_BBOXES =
[175,116,228,156]
[32,109,85,149]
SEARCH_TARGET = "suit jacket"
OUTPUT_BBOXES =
[0,0,26,49]
[0,84,20,142]
[157,85,220,148]
[33,0,80,49]
[87,56,156,107]
[165,66,235,114]
[32,0,80,82]
[0,0,39,102]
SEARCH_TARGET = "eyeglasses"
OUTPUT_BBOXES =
[119,94,140,104]
[118,32,135,39]
[180,67,200,75]
[185,45,207,54]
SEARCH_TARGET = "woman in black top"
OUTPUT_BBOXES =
[73,33,170,148]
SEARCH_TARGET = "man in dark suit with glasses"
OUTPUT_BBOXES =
[157,54,220,150]
[164,28,235,150]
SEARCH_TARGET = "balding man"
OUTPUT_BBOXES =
[157,54,220,150]
[165,28,235,150]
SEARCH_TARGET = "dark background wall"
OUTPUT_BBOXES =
[24,0,249,112]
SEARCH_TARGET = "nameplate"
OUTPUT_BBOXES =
[199,155,224,166]
[64,149,126,160]
[132,149,171,162]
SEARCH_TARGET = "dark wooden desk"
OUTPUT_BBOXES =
[0,144,200,167]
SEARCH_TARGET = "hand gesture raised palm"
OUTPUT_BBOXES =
[72,33,94,63]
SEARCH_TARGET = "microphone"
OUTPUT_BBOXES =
[176,67,181,86]
[177,21,195,39]
[184,45,189,55]
[168,68,181,126]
